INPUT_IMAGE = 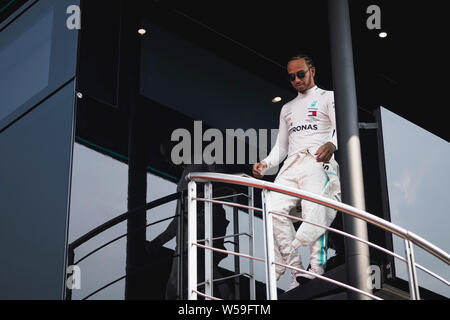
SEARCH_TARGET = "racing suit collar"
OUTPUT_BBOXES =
[297,85,318,97]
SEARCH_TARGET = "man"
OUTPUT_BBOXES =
[252,54,341,290]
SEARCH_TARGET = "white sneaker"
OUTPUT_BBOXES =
[287,270,300,291]
[296,266,324,285]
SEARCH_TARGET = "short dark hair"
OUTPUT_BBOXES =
[287,54,314,69]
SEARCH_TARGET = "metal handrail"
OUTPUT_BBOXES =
[192,196,450,290]
[80,254,172,300]
[69,185,236,251]
[192,289,222,300]
[74,214,178,265]
[186,172,450,300]
[272,211,450,287]
[275,261,382,300]
[194,241,384,300]
[198,273,250,288]
[211,193,251,201]
[66,191,182,300]
[67,184,245,300]
[193,197,262,213]
[186,172,450,265]
[69,191,181,250]
[197,232,252,243]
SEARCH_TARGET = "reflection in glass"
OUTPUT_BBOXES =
[379,107,450,297]
[0,8,53,122]
[0,81,75,299]
[69,142,183,299]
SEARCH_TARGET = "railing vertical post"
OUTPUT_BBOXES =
[204,183,213,299]
[176,190,185,300]
[404,239,420,300]
[248,186,256,300]
[233,194,241,300]
[187,181,198,300]
[261,189,278,300]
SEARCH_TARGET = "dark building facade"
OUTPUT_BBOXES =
[0,0,79,299]
[0,0,448,300]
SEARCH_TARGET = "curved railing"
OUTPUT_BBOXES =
[66,191,182,300]
[66,185,240,300]
[186,172,450,300]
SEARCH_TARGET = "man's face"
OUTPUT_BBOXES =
[287,58,315,93]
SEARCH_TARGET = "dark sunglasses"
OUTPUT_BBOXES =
[288,69,310,82]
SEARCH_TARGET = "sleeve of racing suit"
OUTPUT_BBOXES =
[326,91,338,151]
[261,106,288,169]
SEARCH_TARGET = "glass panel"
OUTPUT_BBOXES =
[0,0,80,130]
[0,7,53,122]
[68,142,178,299]
[68,142,128,300]
[0,80,75,299]
[379,106,450,298]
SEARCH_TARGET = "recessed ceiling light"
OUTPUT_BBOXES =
[138,28,147,35]
[272,97,282,103]
[379,32,388,38]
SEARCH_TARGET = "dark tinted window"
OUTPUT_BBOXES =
[0,0,79,130]
[0,80,76,299]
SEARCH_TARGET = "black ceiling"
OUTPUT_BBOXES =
[142,0,449,141]
[1,0,448,141]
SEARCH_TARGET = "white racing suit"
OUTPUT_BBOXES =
[261,86,341,280]
[269,150,341,279]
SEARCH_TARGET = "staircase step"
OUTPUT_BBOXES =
[279,263,347,300]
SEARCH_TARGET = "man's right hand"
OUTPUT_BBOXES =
[252,161,268,179]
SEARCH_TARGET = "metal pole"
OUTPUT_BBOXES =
[404,239,420,300]
[176,191,184,300]
[179,190,185,299]
[261,189,277,300]
[187,181,198,300]
[176,199,181,299]
[248,187,256,300]
[233,194,241,300]
[328,0,372,300]
[120,0,147,300]
[125,95,147,300]
[204,183,213,298]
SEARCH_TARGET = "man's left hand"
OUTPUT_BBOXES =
[315,142,336,163]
